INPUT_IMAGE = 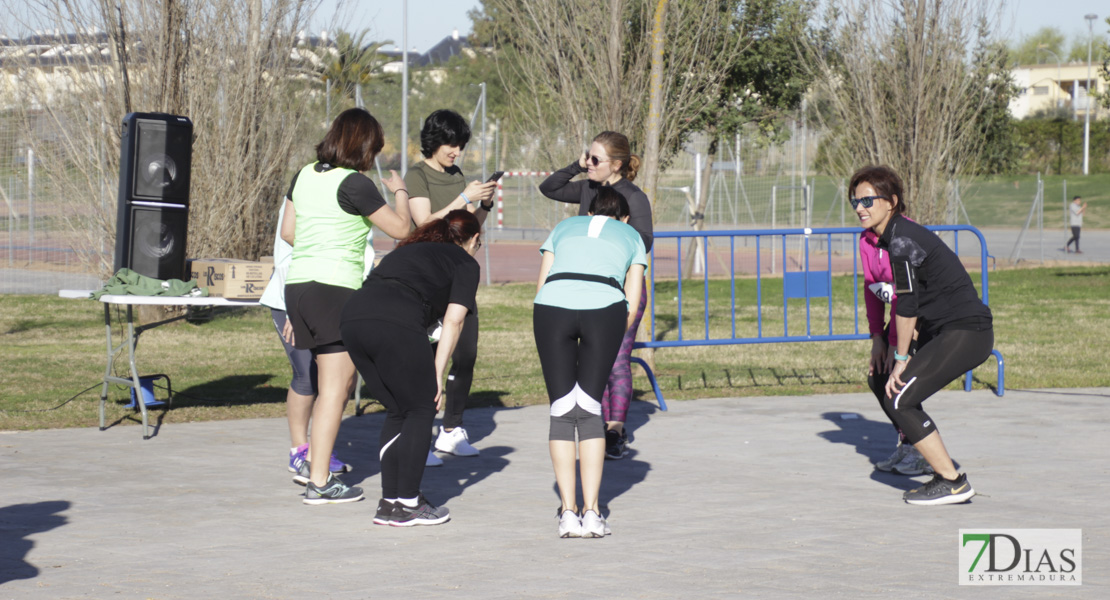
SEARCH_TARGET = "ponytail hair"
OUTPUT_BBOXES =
[397,209,480,248]
[593,131,640,182]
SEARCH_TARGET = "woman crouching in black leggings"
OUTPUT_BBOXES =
[340,210,482,526]
[856,165,995,506]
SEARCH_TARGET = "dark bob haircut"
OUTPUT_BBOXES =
[420,109,471,158]
[588,186,631,220]
[316,108,383,172]
[849,165,906,217]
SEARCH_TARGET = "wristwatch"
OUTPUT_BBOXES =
[479,199,494,211]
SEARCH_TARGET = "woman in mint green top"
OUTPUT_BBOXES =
[282,108,412,505]
[532,187,646,538]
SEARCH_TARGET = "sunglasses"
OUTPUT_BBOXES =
[586,154,610,167]
[849,195,889,209]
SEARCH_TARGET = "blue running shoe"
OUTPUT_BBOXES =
[288,443,309,473]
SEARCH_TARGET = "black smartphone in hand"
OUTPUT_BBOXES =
[486,171,505,183]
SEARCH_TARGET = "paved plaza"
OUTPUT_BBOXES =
[2,387,1107,598]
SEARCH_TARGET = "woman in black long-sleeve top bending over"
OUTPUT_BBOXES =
[539,131,652,460]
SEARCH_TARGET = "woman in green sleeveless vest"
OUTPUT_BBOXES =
[282,108,412,505]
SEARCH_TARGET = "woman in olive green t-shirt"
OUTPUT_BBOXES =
[404,110,497,463]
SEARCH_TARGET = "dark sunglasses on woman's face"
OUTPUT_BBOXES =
[849,195,889,210]
[586,154,610,167]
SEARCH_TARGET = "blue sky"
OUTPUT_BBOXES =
[313,0,1106,54]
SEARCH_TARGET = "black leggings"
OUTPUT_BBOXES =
[435,312,478,430]
[533,302,627,441]
[882,327,994,445]
[1066,226,1081,251]
[341,319,437,499]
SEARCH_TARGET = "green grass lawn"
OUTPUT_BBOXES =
[2,265,1108,432]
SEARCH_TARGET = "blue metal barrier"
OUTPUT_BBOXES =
[632,225,1005,409]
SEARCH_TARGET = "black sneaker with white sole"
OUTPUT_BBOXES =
[373,499,397,525]
[903,473,975,505]
[390,494,450,526]
[302,475,364,505]
[605,429,628,460]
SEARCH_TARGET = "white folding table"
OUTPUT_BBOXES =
[60,290,260,439]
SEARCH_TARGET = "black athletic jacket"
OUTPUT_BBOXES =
[878,214,992,336]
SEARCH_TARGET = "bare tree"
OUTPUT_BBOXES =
[475,0,744,194]
[803,0,1009,224]
[2,0,321,277]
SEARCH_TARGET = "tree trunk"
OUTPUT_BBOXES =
[637,0,668,373]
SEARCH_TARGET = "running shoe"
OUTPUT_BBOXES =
[891,447,935,476]
[875,443,911,472]
[426,449,444,467]
[389,494,450,526]
[581,510,608,538]
[557,508,582,538]
[435,427,480,456]
[328,453,352,474]
[373,499,397,526]
[903,473,975,506]
[303,474,364,505]
[289,444,351,475]
[292,459,311,486]
[288,443,309,472]
[604,429,628,460]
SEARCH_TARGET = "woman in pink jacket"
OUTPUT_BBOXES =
[856,174,931,477]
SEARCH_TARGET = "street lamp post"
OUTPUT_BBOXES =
[1083,13,1097,176]
[1036,44,1062,109]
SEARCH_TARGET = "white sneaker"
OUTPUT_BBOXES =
[891,447,934,476]
[557,509,582,538]
[875,443,911,472]
[425,450,443,467]
[581,510,608,538]
[435,427,479,457]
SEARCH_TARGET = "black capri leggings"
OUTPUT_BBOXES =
[533,302,627,441]
[882,326,994,445]
[436,312,478,430]
[341,318,437,500]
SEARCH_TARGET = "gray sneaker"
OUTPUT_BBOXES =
[390,494,450,526]
[292,459,311,486]
[303,475,364,505]
[891,447,935,476]
[904,473,975,505]
[875,443,911,472]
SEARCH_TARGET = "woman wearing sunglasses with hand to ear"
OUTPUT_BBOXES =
[540,131,652,462]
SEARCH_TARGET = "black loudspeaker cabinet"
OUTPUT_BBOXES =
[116,204,190,281]
[113,113,193,279]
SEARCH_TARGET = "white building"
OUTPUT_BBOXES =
[1010,62,1104,120]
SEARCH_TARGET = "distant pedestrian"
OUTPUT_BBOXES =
[1065,196,1087,254]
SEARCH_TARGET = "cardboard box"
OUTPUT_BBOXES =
[188,258,274,300]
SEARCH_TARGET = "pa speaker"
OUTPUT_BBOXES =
[114,204,190,281]
[118,113,193,204]
[113,112,193,279]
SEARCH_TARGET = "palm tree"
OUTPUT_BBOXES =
[317,29,393,99]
